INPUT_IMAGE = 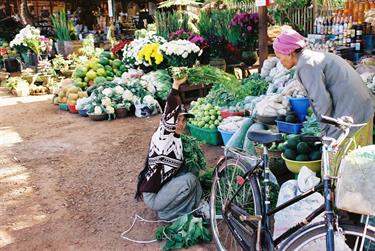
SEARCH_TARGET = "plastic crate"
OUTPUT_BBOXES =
[276,120,303,134]
[187,123,223,145]
[218,129,235,145]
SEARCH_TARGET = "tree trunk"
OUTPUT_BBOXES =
[258,6,268,72]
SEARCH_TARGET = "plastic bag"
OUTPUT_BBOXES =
[336,145,375,216]
[225,118,253,150]
[134,100,161,118]
[274,167,323,239]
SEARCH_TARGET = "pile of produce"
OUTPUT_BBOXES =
[189,98,222,129]
[276,111,300,124]
[72,51,126,89]
[241,74,269,97]
[254,94,289,117]
[5,77,30,97]
[282,134,322,161]
[139,70,172,101]
[54,84,86,106]
[218,116,245,133]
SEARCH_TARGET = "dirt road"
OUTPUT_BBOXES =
[0,88,220,250]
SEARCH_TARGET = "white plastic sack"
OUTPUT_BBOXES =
[134,100,161,118]
[336,145,375,216]
[274,167,323,239]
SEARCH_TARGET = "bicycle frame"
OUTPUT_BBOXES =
[222,141,342,250]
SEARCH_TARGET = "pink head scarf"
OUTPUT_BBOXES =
[273,28,306,55]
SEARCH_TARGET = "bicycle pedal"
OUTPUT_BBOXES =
[240,215,262,222]
[237,176,245,185]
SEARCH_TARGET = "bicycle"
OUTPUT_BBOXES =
[210,115,375,250]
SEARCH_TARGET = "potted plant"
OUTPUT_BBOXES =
[207,36,228,71]
[51,11,82,57]
[9,25,52,67]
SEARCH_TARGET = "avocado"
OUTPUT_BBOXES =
[286,111,296,116]
[284,148,297,160]
[277,115,286,122]
[309,151,322,161]
[286,114,298,123]
[296,142,311,154]
[296,154,309,161]
[287,137,300,150]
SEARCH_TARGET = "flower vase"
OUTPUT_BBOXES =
[29,52,39,67]
[240,49,258,66]
[4,57,21,73]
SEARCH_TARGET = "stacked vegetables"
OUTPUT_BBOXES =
[281,134,322,161]
[189,98,222,129]
[72,51,126,89]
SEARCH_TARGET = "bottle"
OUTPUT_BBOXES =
[351,21,357,48]
[313,16,318,34]
[355,22,363,52]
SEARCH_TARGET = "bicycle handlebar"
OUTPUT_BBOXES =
[320,115,367,129]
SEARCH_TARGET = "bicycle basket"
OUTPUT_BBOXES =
[335,145,375,216]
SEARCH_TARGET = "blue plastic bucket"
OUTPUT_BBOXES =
[218,129,235,146]
[297,113,307,123]
[289,97,310,115]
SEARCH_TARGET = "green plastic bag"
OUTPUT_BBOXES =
[226,117,253,149]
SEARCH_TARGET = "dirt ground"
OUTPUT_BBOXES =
[0,87,222,251]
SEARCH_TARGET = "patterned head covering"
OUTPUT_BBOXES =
[273,28,306,55]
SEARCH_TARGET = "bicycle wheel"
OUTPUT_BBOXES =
[210,157,262,251]
[279,221,375,251]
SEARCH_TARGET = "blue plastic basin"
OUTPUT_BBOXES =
[289,97,310,115]
[218,129,235,146]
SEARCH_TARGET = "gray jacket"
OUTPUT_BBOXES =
[296,49,374,139]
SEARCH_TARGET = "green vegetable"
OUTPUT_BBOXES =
[94,76,107,85]
[155,213,211,251]
[296,142,310,154]
[181,134,207,176]
[50,11,71,41]
[241,74,269,97]
[296,154,309,161]
[301,114,321,136]
[284,148,297,160]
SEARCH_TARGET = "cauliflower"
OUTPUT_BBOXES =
[122,90,134,101]
[106,106,115,114]
[102,88,113,97]
[101,97,112,107]
[114,86,124,95]
[94,106,102,115]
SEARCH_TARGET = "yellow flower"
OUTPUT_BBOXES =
[138,43,164,65]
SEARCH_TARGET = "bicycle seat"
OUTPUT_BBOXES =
[247,130,283,145]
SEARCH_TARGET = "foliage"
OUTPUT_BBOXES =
[155,213,211,251]
[301,114,321,136]
[50,11,71,41]
[181,134,207,176]
[198,9,237,42]
[155,11,190,39]
[241,74,269,97]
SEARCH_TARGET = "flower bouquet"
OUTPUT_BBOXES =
[122,35,166,70]
[137,43,164,70]
[111,40,131,60]
[10,25,51,55]
[159,39,202,68]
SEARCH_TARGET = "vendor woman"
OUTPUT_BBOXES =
[273,28,374,170]
[134,77,204,220]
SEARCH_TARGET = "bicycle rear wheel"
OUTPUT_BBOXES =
[279,221,375,251]
[210,157,262,251]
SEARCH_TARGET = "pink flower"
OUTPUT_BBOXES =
[247,26,252,31]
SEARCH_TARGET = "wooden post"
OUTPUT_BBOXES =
[258,5,268,72]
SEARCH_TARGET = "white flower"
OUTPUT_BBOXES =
[106,106,115,114]
[101,97,112,107]
[122,90,134,101]
[102,88,113,97]
[94,106,102,115]
[114,86,124,95]
[182,51,188,58]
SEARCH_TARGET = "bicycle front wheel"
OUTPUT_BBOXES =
[210,157,262,251]
[279,221,375,251]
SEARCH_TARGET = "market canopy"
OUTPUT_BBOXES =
[158,0,201,8]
